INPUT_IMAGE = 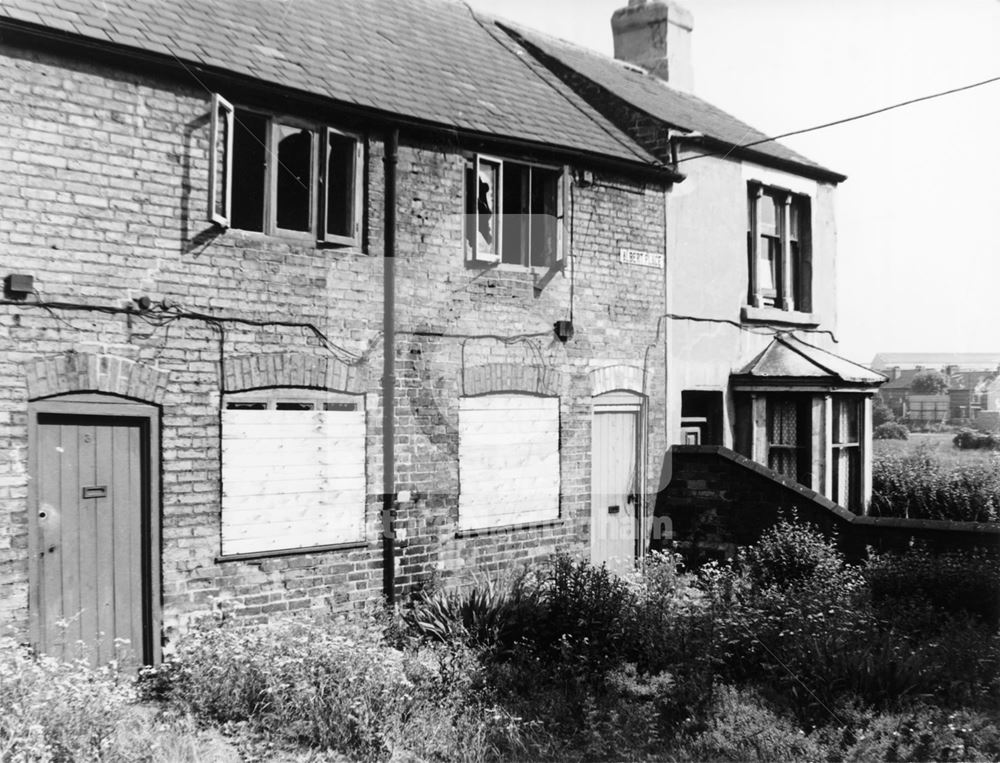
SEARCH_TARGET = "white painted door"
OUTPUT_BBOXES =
[591,406,640,574]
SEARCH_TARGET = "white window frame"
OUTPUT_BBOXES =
[220,388,366,557]
[747,181,810,312]
[209,94,364,247]
[831,394,863,509]
[209,93,234,228]
[465,153,567,269]
[321,126,365,246]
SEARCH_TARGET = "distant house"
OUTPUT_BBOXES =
[871,353,1000,372]
[873,354,1000,423]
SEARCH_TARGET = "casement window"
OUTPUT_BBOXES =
[747,183,811,312]
[458,395,560,530]
[766,395,812,486]
[209,94,363,246]
[464,155,567,268]
[220,390,366,556]
[831,395,862,509]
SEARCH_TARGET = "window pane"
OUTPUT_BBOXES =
[759,236,778,296]
[275,402,315,411]
[759,192,778,234]
[502,163,528,265]
[530,168,559,268]
[275,124,312,231]
[768,398,798,446]
[833,396,861,443]
[325,132,356,239]
[476,159,500,257]
[231,110,267,232]
[789,198,800,241]
[226,401,267,410]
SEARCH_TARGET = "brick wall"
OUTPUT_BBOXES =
[0,42,670,648]
[657,445,1000,561]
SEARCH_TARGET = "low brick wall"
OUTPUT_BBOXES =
[654,445,1000,561]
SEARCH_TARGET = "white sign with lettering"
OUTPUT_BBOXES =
[619,248,664,269]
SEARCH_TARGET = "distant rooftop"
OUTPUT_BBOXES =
[871,353,1000,371]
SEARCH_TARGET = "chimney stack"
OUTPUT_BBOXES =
[611,0,693,91]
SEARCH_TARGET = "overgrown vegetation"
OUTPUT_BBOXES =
[0,638,237,762]
[871,441,1000,521]
[6,522,999,761]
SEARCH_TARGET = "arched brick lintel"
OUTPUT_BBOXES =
[590,364,645,397]
[26,352,170,404]
[226,352,364,394]
[464,363,560,397]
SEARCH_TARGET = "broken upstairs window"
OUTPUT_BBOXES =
[465,154,565,269]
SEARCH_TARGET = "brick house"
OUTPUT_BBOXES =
[0,0,882,665]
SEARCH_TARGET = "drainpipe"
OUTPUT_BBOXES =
[382,129,398,604]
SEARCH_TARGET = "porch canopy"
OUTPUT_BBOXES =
[731,334,886,391]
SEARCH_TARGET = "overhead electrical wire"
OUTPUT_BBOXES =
[677,74,1000,165]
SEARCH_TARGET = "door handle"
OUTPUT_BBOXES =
[626,493,639,505]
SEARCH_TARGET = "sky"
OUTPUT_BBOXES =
[466,0,1000,365]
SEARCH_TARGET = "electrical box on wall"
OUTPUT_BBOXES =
[4,274,34,299]
[554,319,574,342]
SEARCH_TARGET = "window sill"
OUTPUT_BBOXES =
[741,305,819,327]
[464,259,562,275]
[455,518,564,539]
[216,540,367,563]
[221,227,364,252]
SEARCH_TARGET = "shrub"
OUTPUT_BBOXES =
[954,427,1000,450]
[874,421,909,440]
[404,572,542,658]
[873,397,896,427]
[826,705,1000,762]
[667,685,826,762]
[528,553,637,675]
[736,518,844,590]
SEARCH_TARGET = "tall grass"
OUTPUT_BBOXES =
[870,442,1000,522]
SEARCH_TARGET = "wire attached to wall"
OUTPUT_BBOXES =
[0,296,370,365]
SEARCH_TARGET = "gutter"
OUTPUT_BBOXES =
[674,134,848,185]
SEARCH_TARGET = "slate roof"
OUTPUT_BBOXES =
[0,0,662,169]
[734,335,886,386]
[501,22,846,183]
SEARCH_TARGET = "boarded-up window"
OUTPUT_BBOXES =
[458,395,559,530]
[221,392,365,556]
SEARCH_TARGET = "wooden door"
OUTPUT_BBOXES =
[34,414,148,665]
[591,406,640,574]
